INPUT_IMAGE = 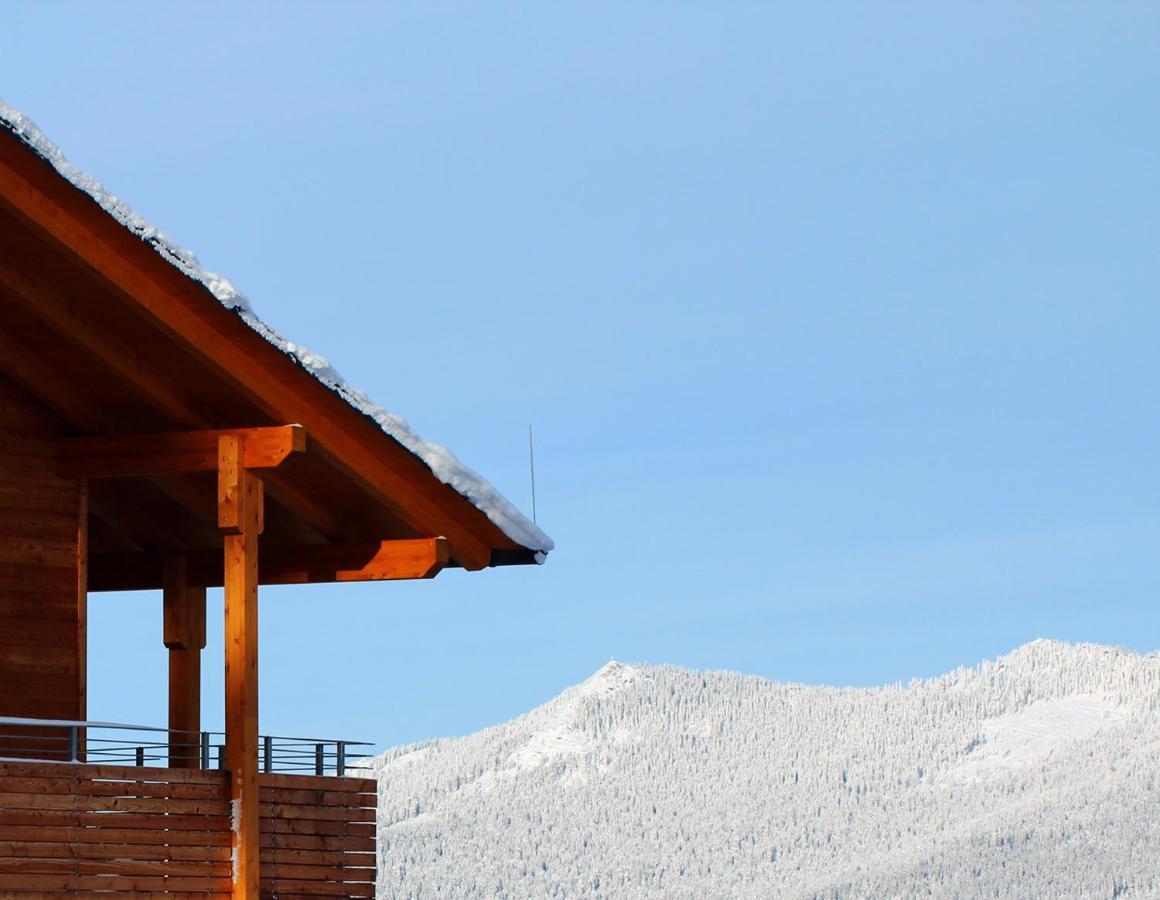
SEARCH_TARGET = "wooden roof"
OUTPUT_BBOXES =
[0,118,549,588]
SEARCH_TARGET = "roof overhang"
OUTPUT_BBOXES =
[0,106,552,585]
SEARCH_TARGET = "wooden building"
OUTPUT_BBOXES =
[0,105,551,897]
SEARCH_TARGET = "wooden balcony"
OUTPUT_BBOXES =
[0,721,377,897]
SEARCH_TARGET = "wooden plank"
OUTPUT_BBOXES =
[0,840,230,862]
[260,773,377,794]
[0,825,231,848]
[259,861,374,882]
[0,590,85,619]
[258,786,378,808]
[0,856,229,878]
[0,873,231,891]
[257,803,376,823]
[59,425,306,479]
[0,540,77,569]
[0,562,77,592]
[261,848,375,867]
[259,818,375,838]
[0,792,228,816]
[0,645,79,676]
[259,879,374,898]
[78,811,231,832]
[0,810,229,831]
[0,775,225,802]
[0,761,226,784]
[0,893,230,900]
[259,832,375,853]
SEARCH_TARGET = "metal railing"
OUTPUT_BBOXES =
[0,717,372,776]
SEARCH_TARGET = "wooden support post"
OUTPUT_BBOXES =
[164,555,206,768]
[219,435,263,899]
[75,480,88,762]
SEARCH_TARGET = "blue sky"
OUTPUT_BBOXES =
[4,4,1158,749]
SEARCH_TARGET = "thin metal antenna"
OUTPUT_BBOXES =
[528,425,538,524]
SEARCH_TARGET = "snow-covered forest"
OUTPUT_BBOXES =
[365,640,1159,898]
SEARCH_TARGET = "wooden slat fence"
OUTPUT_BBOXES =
[0,762,377,898]
[0,760,231,895]
[259,772,377,898]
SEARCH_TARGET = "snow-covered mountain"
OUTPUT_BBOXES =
[366,641,1159,899]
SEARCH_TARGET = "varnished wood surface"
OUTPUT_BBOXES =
[164,556,206,769]
[90,537,450,591]
[221,436,262,898]
[0,376,85,737]
[0,763,376,896]
[59,426,306,479]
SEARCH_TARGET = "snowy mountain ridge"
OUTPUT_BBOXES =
[368,640,1159,898]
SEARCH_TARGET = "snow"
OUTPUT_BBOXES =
[510,661,639,769]
[0,98,552,555]
[949,693,1125,781]
[365,640,1160,898]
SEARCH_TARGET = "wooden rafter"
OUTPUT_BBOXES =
[0,323,102,431]
[0,247,212,427]
[89,537,449,592]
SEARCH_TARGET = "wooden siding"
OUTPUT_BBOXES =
[0,375,85,758]
[0,762,377,897]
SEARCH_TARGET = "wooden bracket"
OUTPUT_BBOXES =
[217,434,266,536]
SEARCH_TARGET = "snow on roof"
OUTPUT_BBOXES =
[0,99,552,555]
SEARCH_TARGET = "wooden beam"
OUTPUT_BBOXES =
[163,556,205,770]
[59,425,306,479]
[88,538,449,592]
[220,436,261,898]
[258,536,448,585]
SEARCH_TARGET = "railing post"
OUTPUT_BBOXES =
[263,735,272,774]
[201,732,210,770]
[315,743,324,777]
[68,726,78,763]
[136,746,145,767]
[336,741,346,777]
